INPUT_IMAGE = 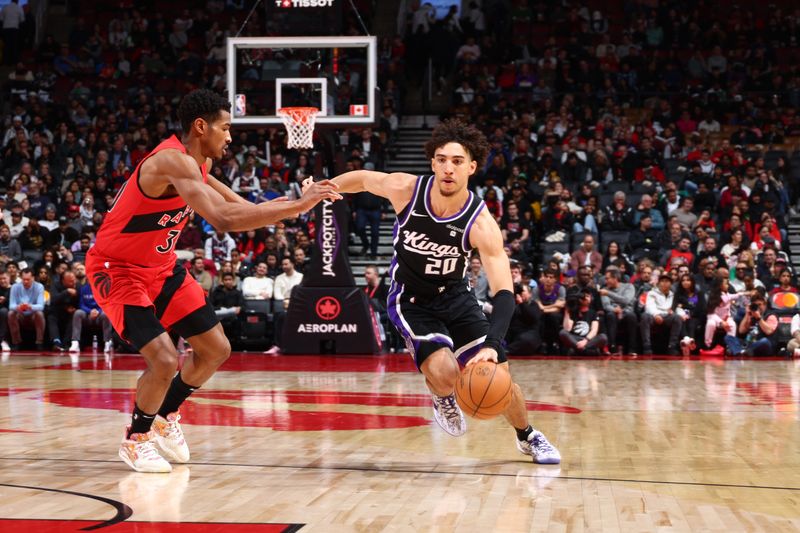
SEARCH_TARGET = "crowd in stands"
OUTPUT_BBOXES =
[3,0,800,356]
[400,1,800,356]
[0,1,397,351]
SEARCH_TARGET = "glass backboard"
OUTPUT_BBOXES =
[226,36,377,126]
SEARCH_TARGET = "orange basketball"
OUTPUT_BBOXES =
[454,361,513,419]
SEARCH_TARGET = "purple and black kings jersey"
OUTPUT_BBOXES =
[390,175,486,296]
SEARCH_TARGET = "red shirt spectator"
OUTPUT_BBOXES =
[263,154,291,183]
[634,164,665,183]
[719,186,748,212]
[667,249,694,268]
[676,112,698,135]
[129,142,149,168]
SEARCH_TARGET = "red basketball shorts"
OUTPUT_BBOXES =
[86,252,215,348]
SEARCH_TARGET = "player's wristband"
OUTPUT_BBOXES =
[485,289,514,352]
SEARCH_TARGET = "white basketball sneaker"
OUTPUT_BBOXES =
[432,394,466,436]
[517,430,561,464]
[151,411,190,463]
[119,428,172,473]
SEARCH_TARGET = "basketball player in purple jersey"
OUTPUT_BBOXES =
[327,119,560,463]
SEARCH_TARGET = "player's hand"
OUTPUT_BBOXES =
[300,179,342,208]
[90,309,99,319]
[466,347,499,367]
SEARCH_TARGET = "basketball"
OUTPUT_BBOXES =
[454,361,513,419]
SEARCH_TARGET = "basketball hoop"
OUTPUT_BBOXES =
[278,107,319,149]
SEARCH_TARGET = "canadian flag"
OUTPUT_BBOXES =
[350,104,368,116]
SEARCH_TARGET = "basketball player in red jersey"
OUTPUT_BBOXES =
[87,89,340,472]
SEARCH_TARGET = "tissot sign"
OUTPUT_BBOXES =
[275,0,335,6]
[265,0,342,35]
[282,188,379,354]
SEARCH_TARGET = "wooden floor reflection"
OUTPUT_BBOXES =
[1,351,799,532]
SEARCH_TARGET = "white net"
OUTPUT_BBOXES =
[277,107,319,149]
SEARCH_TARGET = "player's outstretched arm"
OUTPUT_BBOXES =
[329,170,417,211]
[466,208,515,366]
[160,153,341,232]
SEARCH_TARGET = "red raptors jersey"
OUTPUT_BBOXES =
[91,135,207,267]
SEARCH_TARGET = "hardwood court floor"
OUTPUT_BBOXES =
[0,350,799,532]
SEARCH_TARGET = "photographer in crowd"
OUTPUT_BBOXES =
[559,288,607,356]
[506,282,542,355]
[736,294,778,357]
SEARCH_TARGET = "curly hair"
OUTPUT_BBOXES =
[424,118,489,169]
[177,89,230,133]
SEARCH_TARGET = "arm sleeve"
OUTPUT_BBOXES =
[484,290,514,354]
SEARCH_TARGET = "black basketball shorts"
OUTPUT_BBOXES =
[386,282,507,370]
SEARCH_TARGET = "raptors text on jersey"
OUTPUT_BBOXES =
[91,135,207,267]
